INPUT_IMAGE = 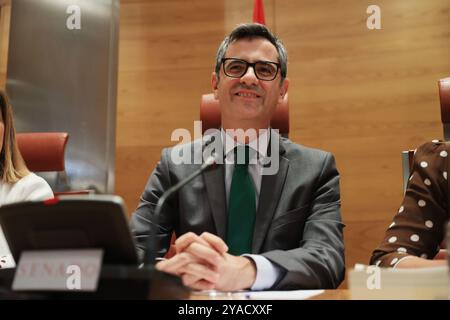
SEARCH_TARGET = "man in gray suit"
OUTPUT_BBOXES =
[130,23,345,291]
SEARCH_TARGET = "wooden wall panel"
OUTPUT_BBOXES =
[116,0,225,209]
[116,0,450,276]
[224,0,275,32]
[274,0,450,273]
[0,2,11,90]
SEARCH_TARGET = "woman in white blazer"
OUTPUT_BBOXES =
[0,90,53,268]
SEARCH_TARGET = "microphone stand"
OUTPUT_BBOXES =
[144,155,216,266]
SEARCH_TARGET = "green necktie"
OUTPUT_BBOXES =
[226,145,256,255]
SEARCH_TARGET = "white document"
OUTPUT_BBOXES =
[233,289,324,300]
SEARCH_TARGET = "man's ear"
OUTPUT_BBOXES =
[278,77,289,103]
[211,72,219,99]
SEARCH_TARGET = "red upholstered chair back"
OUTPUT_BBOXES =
[402,77,450,192]
[439,77,450,141]
[200,93,289,137]
[16,132,92,196]
[16,132,68,172]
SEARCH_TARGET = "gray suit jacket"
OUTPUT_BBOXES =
[130,130,345,289]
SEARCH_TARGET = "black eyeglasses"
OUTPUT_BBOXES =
[222,58,280,81]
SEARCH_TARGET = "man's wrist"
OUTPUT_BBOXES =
[240,256,257,289]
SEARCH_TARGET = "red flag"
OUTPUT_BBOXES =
[253,0,266,25]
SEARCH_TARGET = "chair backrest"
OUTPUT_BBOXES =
[16,132,92,196]
[401,150,415,194]
[439,77,450,141]
[200,93,289,137]
[402,77,450,193]
[16,132,68,172]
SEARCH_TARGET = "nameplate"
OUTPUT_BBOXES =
[348,264,450,300]
[12,249,103,292]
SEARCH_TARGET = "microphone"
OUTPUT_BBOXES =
[144,154,217,266]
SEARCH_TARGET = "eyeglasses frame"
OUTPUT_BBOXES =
[221,58,281,81]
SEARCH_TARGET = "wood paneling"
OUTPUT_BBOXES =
[268,0,450,272]
[0,2,10,90]
[224,0,275,33]
[116,0,225,208]
[115,0,450,273]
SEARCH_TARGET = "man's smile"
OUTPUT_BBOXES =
[234,90,261,99]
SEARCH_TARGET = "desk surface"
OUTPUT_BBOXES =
[190,289,350,300]
[309,289,350,300]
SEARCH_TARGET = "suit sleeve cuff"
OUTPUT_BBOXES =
[243,254,282,290]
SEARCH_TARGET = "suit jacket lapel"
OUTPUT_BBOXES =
[202,130,227,239]
[252,131,289,253]
[203,165,227,239]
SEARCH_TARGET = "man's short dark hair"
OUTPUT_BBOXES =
[215,23,287,83]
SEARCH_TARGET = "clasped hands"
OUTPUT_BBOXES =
[155,232,256,291]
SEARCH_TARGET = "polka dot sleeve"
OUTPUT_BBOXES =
[370,141,449,267]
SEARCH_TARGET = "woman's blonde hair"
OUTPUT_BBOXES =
[0,90,26,183]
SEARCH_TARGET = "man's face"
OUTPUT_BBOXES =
[212,38,289,129]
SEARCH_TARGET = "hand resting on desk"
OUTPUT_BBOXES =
[395,249,448,268]
[155,232,257,291]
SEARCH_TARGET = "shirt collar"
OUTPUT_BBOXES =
[221,128,270,163]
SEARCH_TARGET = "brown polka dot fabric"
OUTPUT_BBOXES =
[370,141,449,267]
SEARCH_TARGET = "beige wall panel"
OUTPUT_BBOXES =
[0,3,10,90]
[275,0,450,267]
[116,145,165,212]
[117,68,213,147]
[117,0,224,209]
[224,0,274,32]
